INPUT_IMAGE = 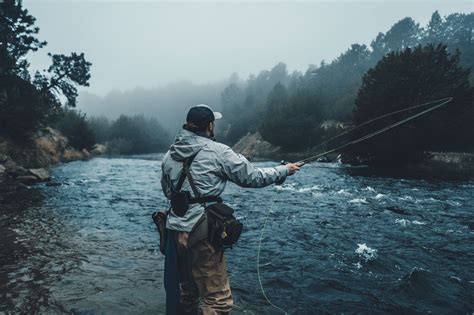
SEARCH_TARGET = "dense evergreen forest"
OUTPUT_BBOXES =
[1,0,473,161]
[219,11,474,165]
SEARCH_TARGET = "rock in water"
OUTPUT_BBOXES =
[90,144,108,156]
[232,132,281,159]
[63,149,90,162]
[16,175,39,184]
[81,149,91,159]
[28,168,50,181]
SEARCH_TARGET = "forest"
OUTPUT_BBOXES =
[219,12,473,165]
[1,0,473,163]
[0,1,172,154]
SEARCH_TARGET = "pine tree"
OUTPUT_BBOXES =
[352,44,474,165]
[0,0,92,138]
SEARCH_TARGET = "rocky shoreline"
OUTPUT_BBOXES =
[0,128,107,187]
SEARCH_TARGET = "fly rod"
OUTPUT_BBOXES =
[293,96,453,166]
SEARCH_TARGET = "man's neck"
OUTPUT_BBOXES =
[183,125,215,141]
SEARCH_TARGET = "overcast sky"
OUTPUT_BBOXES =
[25,0,473,96]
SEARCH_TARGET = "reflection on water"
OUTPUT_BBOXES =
[1,154,473,314]
[0,181,76,313]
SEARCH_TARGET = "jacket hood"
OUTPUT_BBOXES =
[169,128,211,161]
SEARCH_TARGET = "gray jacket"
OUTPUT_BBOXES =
[161,128,289,232]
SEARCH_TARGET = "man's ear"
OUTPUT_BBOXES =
[208,122,214,131]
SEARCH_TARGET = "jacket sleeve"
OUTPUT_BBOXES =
[219,146,288,188]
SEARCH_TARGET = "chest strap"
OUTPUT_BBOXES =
[171,152,222,205]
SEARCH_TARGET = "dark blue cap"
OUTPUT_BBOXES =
[186,104,222,126]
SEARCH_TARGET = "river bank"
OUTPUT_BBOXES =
[232,132,474,179]
[0,128,107,187]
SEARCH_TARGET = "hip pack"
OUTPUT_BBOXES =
[206,203,243,251]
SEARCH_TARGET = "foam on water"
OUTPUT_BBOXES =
[412,220,427,225]
[374,193,385,200]
[447,200,462,207]
[355,243,377,260]
[363,186,376,193]
[395,219,427,226]
[395,219,410,227]
[275,183,324,194]
[336,189,352,196]
[349,198,368,204]
[275,183,296,191]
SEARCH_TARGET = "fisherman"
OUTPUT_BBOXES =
[159,104,301,315]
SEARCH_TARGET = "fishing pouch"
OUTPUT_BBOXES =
[152,211,167,255]
[206,203,243,251]
[170,190,192,217]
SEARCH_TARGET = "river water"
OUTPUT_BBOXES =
[1,153,473,314]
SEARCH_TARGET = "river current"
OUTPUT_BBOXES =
[1,153,473,314]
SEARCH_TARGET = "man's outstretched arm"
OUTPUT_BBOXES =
[219,146,300,188]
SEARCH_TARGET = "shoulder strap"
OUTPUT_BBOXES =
[174,151,200,192]
[176,151,222,203]
[184,162,200,197]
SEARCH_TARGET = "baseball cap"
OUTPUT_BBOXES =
[186,104,222,126]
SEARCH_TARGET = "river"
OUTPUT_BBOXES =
[1,153,473,314]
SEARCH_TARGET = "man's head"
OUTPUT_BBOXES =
[185,104,222,137]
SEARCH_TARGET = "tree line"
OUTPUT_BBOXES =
[219,11,474,164]
[2,2,472,163]
[0,1,171,155]
[54,110,171,154]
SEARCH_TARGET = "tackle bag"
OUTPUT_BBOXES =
[206,203,243,251]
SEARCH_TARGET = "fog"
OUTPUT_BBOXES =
[26,1,472,95]
[23,0,473,134]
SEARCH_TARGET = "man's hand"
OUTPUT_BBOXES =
[286,162,301,175]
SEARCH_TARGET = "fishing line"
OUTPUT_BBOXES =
[297,97,453,165]
[298,97,453,164]
[256,96,453,314]
[257,198,288,315]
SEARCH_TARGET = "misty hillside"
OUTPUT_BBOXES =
[77,80,230,135]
